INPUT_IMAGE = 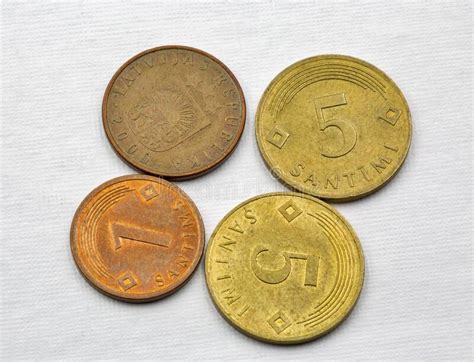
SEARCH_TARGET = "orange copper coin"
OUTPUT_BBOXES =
[102,45,246,180]
[70,175,204,302]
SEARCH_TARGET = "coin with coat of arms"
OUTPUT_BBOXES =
[103,46,246,179]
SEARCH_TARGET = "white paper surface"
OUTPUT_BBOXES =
[0,0,472,360]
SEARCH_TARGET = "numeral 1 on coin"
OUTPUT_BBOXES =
[111,222,172,250]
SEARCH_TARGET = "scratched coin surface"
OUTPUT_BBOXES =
[70,175,204,302]
[205,192,364,344]
[256,55,412,201]
[103,46,246,179]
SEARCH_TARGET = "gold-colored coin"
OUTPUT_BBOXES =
[205,192,364,344]
[103,45,246,180]
[256,55,411,201]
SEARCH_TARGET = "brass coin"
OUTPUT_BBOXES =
[256,55,411,201]
[205,192,364,344]
[103,46,246,180]
[70,175,204,302]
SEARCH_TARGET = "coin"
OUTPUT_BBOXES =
[70,175,204,302]
[205,192,364,344]
[256,55,411,201]
[103,46,246,180]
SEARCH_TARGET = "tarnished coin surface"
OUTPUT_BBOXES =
[70,175,204,302]
[103,46,246,179]
[256,55,411,201]
[205,193,364,344]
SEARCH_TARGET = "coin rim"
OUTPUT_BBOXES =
[102,45,247,180]
[255,54,412,202]
[70,174,205,302]
[204,192,365,344]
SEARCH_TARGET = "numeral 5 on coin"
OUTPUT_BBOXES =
[314,93,357,158]
[251,246,320,287]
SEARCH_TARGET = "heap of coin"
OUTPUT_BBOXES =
[71,46,411,344]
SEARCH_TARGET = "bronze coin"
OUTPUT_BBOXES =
[102,45,246,179]
[70,175,205,302]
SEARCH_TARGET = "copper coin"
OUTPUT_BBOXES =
[102,45,246,179]
[70,175,204,302]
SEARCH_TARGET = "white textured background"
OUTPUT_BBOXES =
[0,0,472,360]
